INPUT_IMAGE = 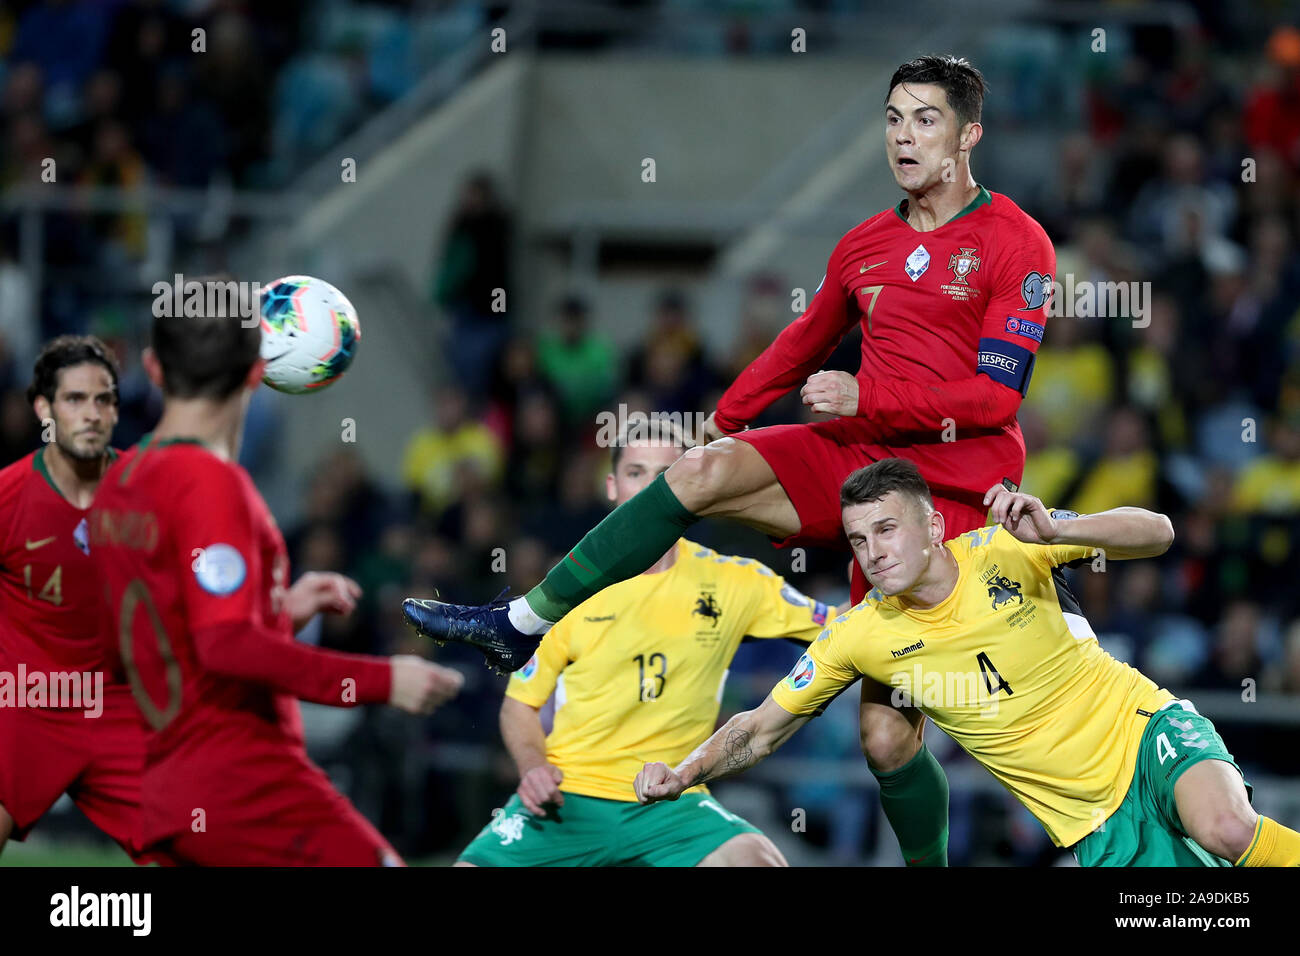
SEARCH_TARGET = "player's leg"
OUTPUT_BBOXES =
[859,678,950,866]
[163,755,404,866]
[696,833,787,867]
[65,690,154,864]
[1173,759,1261,863]
[521,434,798,625]
[402,423,820,672]
[0,802,14,854]
[0,706,90,857]
[1175,757,1300,866]
[167,803,403,867]
[456,793,614,867]
[625,791,777,867]
[1082,698,1284,867]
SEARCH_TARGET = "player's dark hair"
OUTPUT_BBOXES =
[887,54,986,128]
[611,415,687,471]
[151,272,262,399]
[27,335,120,406]
[841,459,935,515]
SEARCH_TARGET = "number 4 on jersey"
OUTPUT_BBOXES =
[976,651,1013,697]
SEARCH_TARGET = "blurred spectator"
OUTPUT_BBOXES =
[502,387,563,509]
[433,171,512,398]
[1231,414,1300,515]
[1022,315,1113,448]
[1265,619,1300,695]
[1243,26,1300,173]
[1071,406,1159,514]
[78,119,148,259]
[0,236,37,378]
[1127,134,1237,265]
[523,450,609,557]
[536,294,618,429]
[139,66,227,187]
[1190,600,1264,690]
[12,0,109,126]
[1018,406,1079,509]
[401,384,503,517]
[626,289,719,414]
[484,336,548,448]
[195,8,270,182]
[0,390,40,464]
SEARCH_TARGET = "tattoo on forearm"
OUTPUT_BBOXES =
[698,727,754,786]
[687,724,757,789]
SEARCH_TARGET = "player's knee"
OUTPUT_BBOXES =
[746,836,788,867]
[860,717,921,772]
[1190,807,1257,862]
[667,444,727,509]
[701,834,786,867]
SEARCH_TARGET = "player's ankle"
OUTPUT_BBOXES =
[507,596,553,636]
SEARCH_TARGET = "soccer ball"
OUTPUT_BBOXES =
[258,275,361,394]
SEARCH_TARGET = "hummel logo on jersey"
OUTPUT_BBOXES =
[890,639,925,659]
[25,536,56,550]
[860,260,888,273]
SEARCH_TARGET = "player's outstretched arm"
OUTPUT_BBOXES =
[983,485,1174,560]
[634,695,807,805]
[500,696,565,817]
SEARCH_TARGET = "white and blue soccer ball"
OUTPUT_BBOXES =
[258,275,361,394]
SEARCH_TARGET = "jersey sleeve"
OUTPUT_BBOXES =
[769,622,861,718]
[505,618,570,707]
[973,212,1056,398]
[738,562,831,646]
[714,238,855,432]
[172,462,264,631]
[998,516,1097,570]
[172,459,391,705]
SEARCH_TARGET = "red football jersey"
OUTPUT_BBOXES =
[90,436,389,843]
[0,447,114,676]
[715,187,1055,438]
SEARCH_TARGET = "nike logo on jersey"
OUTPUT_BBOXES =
[25,536,56,550]
[860,260,888,273]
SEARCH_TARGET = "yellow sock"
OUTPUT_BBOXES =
[1235,816,1300,866]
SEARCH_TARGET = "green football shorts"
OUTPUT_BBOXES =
[458,790,763,867]
[1074,698,1252,867]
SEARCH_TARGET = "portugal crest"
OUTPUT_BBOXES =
[948,247,981,285]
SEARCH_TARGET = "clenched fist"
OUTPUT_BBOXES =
[634,761,688,805]
[800,370,859,417]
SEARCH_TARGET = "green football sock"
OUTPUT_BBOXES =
[871,745,950,867]
[525,472,699,623]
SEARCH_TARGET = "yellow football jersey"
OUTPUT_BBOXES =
[507,539,831,802]
[772,523,1175,847]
